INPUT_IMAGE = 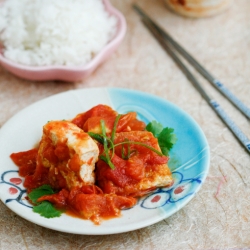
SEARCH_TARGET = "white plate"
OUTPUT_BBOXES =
[0,88,210,235]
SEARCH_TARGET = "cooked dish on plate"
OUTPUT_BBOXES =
[10,104,176,224]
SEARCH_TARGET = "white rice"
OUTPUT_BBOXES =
[0,0,117,66]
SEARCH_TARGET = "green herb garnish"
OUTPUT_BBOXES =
[87,117,177,169]
[32,201,62,218]
[28,185,62,218]
[88,132,104,144]
[145,120,163,137]
[146,121,177,156]
[28,185,54,204]
[121,138,137,160]
[111,114,121,142]
[114,140,163,157]
[100,120,115,170]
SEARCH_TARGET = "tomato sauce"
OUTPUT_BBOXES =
[10,104,171,224]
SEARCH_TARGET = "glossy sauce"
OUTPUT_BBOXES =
[10,105,171,224]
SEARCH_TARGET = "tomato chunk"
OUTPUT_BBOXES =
[10,149,38,177]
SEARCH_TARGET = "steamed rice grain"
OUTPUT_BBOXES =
[0,0,117,66]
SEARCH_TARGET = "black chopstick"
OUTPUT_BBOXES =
[133,4,250,120]
[133,5,250,154]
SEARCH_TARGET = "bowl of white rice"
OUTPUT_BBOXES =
[0,0,126,82]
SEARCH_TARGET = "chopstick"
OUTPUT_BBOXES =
[133,4,250,121]
[133,5,250,154]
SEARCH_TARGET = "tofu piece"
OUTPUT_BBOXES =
[96,131,173,196]
[37,120,99,190]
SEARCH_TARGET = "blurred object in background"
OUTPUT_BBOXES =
[164,0,233,18]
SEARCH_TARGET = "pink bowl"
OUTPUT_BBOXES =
[0,0,126,82]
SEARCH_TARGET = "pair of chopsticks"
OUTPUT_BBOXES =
[133,4,250,154]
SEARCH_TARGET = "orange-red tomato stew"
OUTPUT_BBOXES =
[10,104,174,225]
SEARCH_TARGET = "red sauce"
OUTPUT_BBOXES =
[71,104,117,130]
[10,105,171,224]
[54,143,70,161]
[96,131,169,196]
[68,154,81,172]
[10,148,37,177]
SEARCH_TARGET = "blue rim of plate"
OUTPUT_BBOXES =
[0,87,210,235]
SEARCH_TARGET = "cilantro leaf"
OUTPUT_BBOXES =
[28,185,55,205]
[28,185,62,218]
[146,121,177,156]
[158,127,177,156]
[32,201,62,218]
[146,121,163,138]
